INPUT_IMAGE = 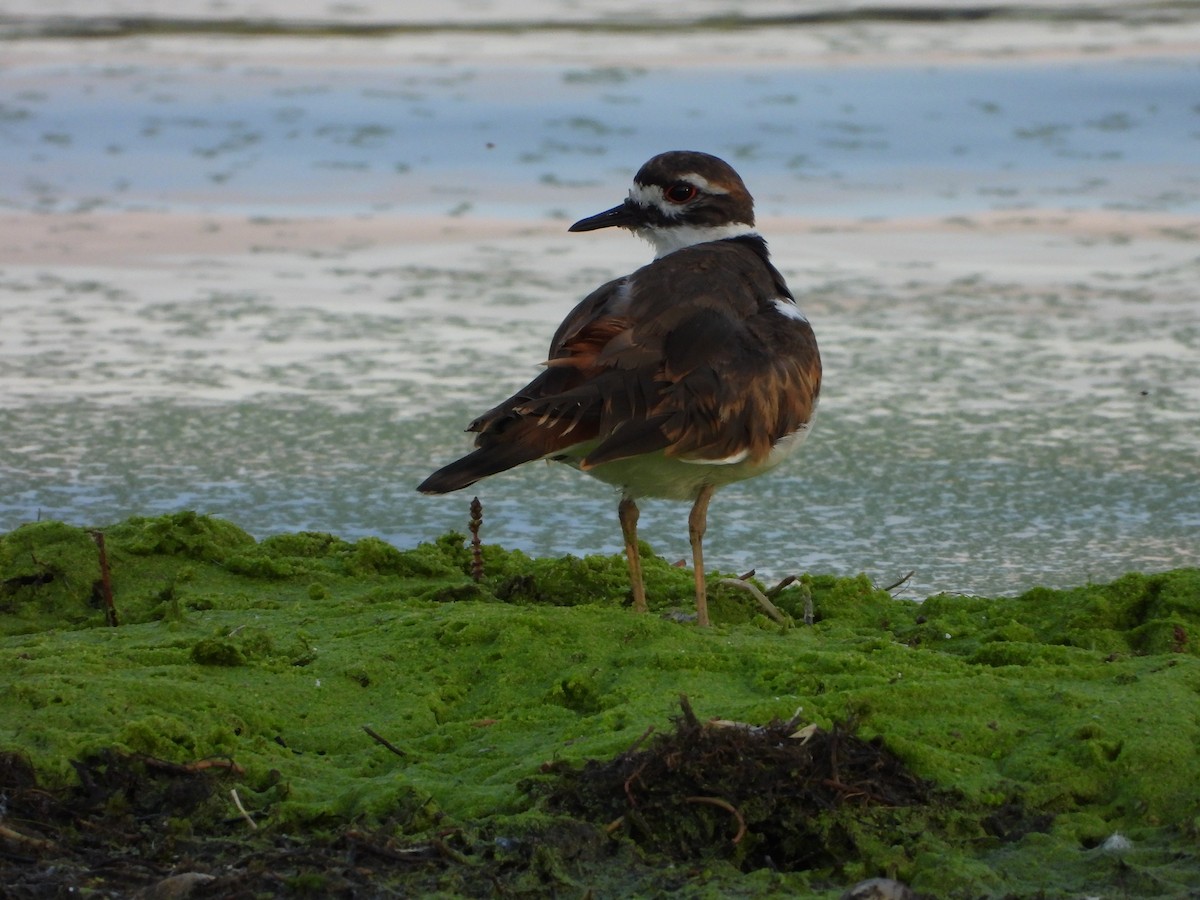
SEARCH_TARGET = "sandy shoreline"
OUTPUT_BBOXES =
[3,207,1197,267]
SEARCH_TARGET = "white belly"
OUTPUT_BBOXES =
[555,426,810,501]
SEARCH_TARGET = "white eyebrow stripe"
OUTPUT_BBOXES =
[678,173,728,194]
[627,172,731,214]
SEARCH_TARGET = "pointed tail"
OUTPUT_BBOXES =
[417,444,544,494]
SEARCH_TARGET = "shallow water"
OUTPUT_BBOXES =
[4,57,1199,218]
[1,19,1198,598]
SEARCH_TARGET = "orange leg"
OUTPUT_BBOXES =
[618,496,648,612]
[689,484,715,627]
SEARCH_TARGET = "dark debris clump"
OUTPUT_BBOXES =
[0,747,650,898]
[530,695,932,873]
[0,749,245,897]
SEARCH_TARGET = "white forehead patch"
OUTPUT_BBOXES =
[628,182,674,215]
[771,298,809,322]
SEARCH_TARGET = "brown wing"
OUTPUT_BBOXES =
[416,277,628,493]
[417,239,821,495]
[578,243,820,468]
[514,239,820,466]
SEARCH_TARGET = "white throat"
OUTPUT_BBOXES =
[638,221,757,258]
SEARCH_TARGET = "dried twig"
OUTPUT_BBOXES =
[139,755,245,776]
[765,574,798,598]
[468,497,484,582]
[882,570,916,593]
[432,836,474,865]
[678,693,701,729]
[685,795,747,844]
[623,762,647,807]
[230,788,257,829]
[621,724,655,757]
[363,725,408,759]
[0,822,59,853]
[88,530,118,627]
[345,829,443,863]
[820,778,890,805]
[718,578,788,624]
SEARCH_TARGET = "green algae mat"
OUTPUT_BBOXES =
[2,512,1199,897]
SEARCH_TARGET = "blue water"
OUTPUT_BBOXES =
[4,59,1198,218]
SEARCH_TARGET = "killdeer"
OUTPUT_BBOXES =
[418,151,821,626]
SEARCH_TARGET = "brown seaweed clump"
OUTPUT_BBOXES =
[532,696,932,874]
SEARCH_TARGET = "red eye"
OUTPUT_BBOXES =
[664,182,697,203]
